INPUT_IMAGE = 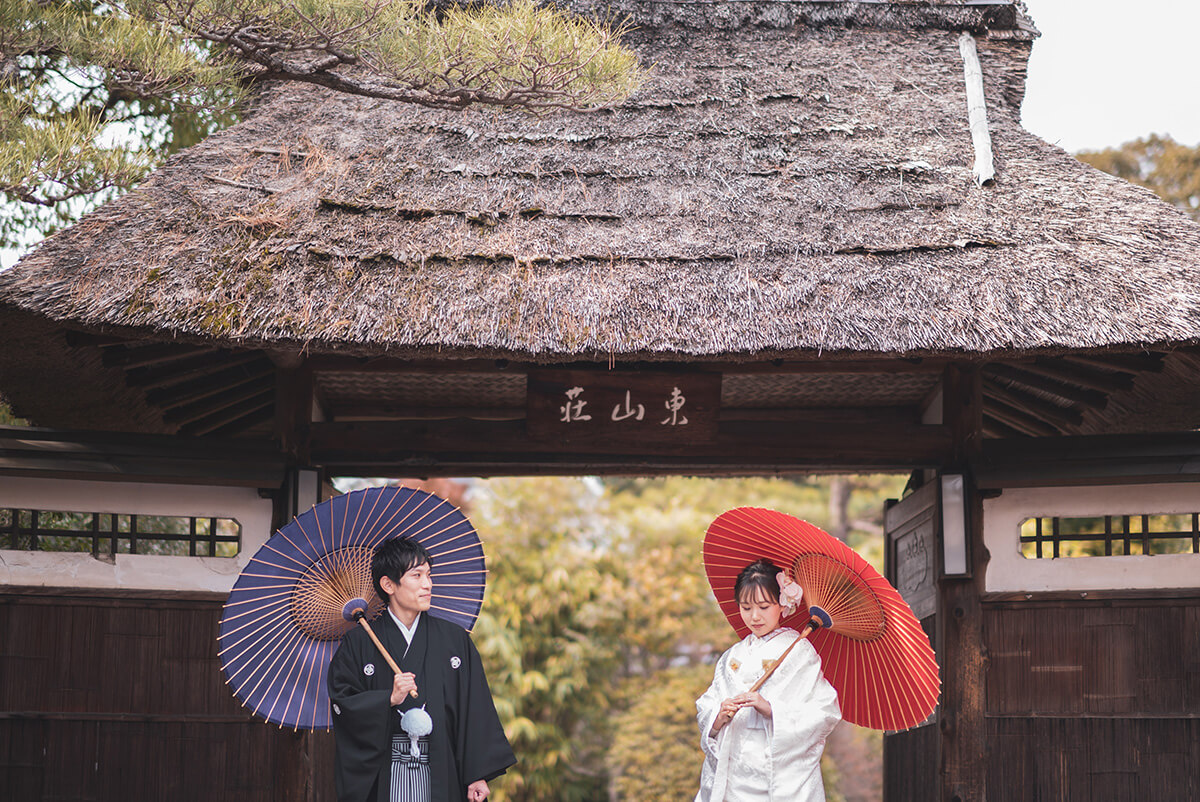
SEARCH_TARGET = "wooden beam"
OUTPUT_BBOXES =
[63,331,139,348]
[719,406,920,424]
[101,342,215,369]
[981,364,1108,409]
[151,365,277,411]
[1059,352,1165,374]
[126,351,268,389]
[308,418,952,476]
[0,426,285,486]
[206,404,276,439]
[982,378,1083,430]
[329,405,526,422]
[982,404,1046,438]
[178,391,274,437]
[163,378,277,425]
[973,431,1200,487]
[982,416,1027,439]
[305,356,950,376]
[326,404,922,424]
[1024,358,1135,394]
[982,397,1062,437]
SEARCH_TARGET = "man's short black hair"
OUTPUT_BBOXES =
[372,537,433,602]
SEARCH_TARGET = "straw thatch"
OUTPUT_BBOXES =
[3,2,1199,364]
[3,1,1200,441]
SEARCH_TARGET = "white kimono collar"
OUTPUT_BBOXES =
[387,608,422,645]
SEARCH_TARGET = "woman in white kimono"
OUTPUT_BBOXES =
[695,559,842,802]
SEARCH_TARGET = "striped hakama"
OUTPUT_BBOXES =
[389,733,431,802]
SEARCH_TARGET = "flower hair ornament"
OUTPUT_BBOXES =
[776,571,804,617]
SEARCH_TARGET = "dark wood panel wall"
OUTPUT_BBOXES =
[986,601,1200,716]
[982,598,1200,801]
[0,592,335,802]
[883,709,939,801]
[883,614,939,802]
[986,718,1200,801]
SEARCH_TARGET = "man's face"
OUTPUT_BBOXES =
[382,561,433,617]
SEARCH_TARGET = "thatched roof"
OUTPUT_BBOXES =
[2,1,1200,443]
[6,0,1199,363]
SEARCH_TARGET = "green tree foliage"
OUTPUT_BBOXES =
[467,474,906,801]
[470,477,630,802]
[1077,134,1200,221]
[0,0,243,248]
[607,664,713,802]
[0,0,642,251]
[0,397,27,424]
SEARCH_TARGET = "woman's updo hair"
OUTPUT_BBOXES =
[734,559,782,604]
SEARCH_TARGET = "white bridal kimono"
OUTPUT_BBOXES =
[694,628,842,802]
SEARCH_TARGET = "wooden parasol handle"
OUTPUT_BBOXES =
[748,619,817,694]
[356,615,419,698]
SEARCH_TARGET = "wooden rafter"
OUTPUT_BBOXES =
[163,378,277,425]
[982,397,1059,437]
[1059,352,1165,374]
[1022,359,1135,394]
[981,364,1108,409]
[147,362,276,409]
[982,416,1028,439]
[125,351,268,389]
[101,343,215,370]
[178,391,274,437]
[982,378,1082,430]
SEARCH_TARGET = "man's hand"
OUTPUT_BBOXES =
[467,779,490,801]
[390,672,418,705]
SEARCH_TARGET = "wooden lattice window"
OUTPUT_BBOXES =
[0,508,240,557]
[1020,513,1200,558]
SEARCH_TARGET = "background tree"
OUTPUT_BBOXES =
[0,397,26,425]
[1077,134,1200,221]
[456,473,905,801]
[0,0,641,252]
[469,477,631,802]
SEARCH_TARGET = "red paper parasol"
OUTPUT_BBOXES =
[703,507,939,731]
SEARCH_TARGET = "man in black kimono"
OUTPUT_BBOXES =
[328,537,516,802]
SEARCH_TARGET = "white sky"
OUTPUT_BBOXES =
[1021,0,1200,152]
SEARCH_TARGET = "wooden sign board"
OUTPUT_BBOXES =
[526,371,721,445]
[885,481,938,620]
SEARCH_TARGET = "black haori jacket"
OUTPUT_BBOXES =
[328,612,516,802]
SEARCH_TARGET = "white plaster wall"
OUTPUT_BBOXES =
[0,476,274,592]
[984,482,1200,593]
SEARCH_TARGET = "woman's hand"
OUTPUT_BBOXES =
[735,690,772,718]
[710,691,773,735]
[709,696,741,737]
[390,672,418,705]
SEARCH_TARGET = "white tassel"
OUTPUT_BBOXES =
[400,706,433,758]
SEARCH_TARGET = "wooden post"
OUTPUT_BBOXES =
[276,729,316,802]
[939,364,987,802]
[269,357,319,802]
[272,352,314,465]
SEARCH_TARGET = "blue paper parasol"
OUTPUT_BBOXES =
[217,486,486,730]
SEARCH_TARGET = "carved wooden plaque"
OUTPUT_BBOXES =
[885,481,938,620]
[526,370,720,444]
